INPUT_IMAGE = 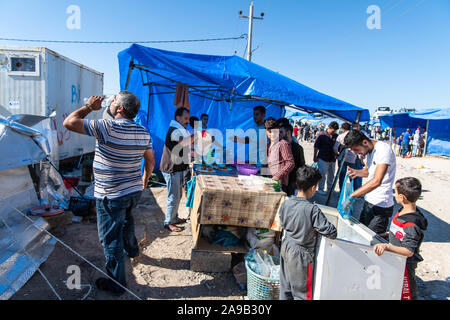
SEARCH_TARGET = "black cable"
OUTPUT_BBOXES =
[0,34,247,44]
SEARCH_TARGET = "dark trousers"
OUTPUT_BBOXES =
[280,239,315,300]
[406,262,419,300]
[96,191,142,293]
[359,200,394,234]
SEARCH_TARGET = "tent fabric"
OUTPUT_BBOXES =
[379,108,450,157]
[379,113,427,138]
[118,44,370,169]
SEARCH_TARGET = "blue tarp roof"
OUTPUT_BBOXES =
[118,44,370,168]
[119,44,369,123]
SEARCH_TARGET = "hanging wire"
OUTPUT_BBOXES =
[0,196,143,300]
[0,34,247,44]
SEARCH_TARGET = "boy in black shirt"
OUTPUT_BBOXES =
[373,177,428,300]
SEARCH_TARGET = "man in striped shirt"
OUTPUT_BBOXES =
[63,91,154,295]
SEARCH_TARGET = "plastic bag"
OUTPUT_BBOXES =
[246,228,276,252]
[337,174,354,219]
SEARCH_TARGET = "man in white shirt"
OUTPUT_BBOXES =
[343,130,397,234]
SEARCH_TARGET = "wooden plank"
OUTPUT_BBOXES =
[190,181,203,249]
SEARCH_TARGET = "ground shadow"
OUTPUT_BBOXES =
[416,277,450,300]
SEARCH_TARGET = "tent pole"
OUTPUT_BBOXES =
[125,59,134,90]
[325,110,361,206]
[424,119,430,156]
[326,149,348,206]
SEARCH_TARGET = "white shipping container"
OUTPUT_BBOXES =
[313,205,407,300]
[0,46,104,160]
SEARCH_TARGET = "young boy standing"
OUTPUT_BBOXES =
[373,177,428,300]
[278,166,337,300]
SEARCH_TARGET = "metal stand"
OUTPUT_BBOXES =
[325,149,348,206]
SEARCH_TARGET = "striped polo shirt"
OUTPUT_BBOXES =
[84,118,152,199]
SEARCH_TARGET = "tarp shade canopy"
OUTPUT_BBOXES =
[379,108,450,157]
[379,113,427,138]
[118,44,370,168]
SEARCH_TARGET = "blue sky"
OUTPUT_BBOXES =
[1,0,449,114]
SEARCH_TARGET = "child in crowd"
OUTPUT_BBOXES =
[373,177,428,300]
[278,166,337,300]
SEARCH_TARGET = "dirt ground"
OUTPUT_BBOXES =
[11,142,450,300]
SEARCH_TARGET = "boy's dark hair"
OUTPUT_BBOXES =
[341,123,351,131]
[280,123,294,134]
[276,118,290,127]
[329,121,339,131]
[396,177,422,203]
[264,117,278,130]
[344,130,370,148]
[175,107,189,119]
[253,105,266,114]
[200,113,208,119]
[296,166,322,192]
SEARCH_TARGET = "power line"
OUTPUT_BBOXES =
[0,34,247,44]
[385,0,430,23]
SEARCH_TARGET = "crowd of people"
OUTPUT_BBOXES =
[62,93,427,300]
[395,126,426,158]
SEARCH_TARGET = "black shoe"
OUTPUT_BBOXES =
[95,277,125,296]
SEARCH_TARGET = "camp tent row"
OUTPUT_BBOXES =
[379,108,450,157]
[118,44,370,169]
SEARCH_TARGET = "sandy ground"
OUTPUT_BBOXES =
[11,142,450,300]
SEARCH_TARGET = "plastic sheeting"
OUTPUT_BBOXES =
[0,166,56,299]
[0,116,48,171]
[118,45,370,169]
[0,117,56,299]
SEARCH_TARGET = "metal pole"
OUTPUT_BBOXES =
[326,149,348,206]
[247,1,254,61]
[423,119,430,156]
[125,59,134,90]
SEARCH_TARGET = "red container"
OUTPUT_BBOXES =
[64,176,80,189]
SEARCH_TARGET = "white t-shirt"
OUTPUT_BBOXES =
[364,141,396,208]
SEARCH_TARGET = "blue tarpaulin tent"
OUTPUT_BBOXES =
[379,108,450,157]
[379,113,427,138]
[118,44,370,169]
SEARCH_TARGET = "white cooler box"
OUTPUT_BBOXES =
[313,205,407,300]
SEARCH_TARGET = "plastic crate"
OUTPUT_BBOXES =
[245,256,280,300]
[69,196,95,217]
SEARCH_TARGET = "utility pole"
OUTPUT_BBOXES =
[239,1,264,61]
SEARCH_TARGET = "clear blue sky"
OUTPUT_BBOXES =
[1,0,449,114]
